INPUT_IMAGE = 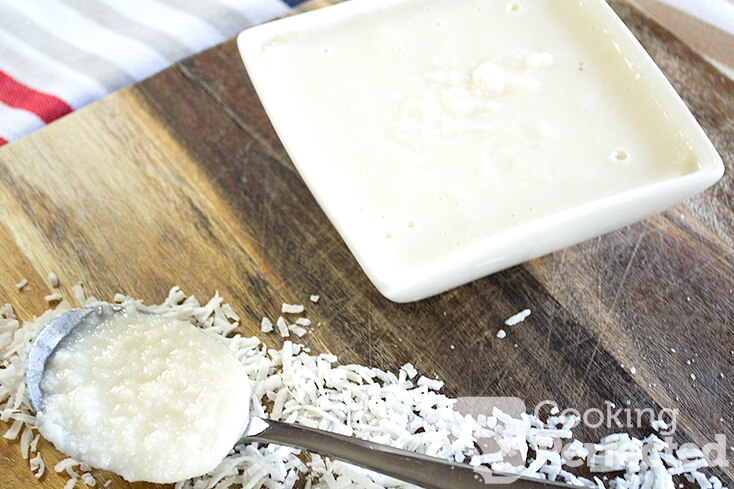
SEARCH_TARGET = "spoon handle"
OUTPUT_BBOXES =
[245,417,573,489]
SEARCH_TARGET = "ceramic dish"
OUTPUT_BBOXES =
[238,0,724,302]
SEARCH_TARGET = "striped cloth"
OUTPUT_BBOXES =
[0,0,304,146]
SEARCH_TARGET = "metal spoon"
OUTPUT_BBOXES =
[25,303,576,489]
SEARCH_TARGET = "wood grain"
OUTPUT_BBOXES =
[0,1,732,488]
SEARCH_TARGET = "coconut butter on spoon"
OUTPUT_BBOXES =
[27,303,252,483]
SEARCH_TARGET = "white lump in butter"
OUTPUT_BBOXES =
[36,306,251,483]
[470,61,506,94]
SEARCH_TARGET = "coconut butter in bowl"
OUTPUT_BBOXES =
[237,0,724,302]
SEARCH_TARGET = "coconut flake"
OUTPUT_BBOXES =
[48,273,60,287]
[44,293,63,303]
[261,317,274,333]
[29,453,45,478]
[505,309,531,326]
[72,283,86,305]
[288,324,308,337]
[416,376,444,391]
[282,303,305,314]
[400,363,418,380]
[276,317,290,337]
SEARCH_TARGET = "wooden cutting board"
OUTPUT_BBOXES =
[0,1,732,488]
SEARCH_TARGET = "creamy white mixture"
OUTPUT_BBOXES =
[36,307,251,483]
[259,0,699,279]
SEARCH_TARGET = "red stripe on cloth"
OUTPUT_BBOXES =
[0,70,72,124]
[0,137,7,146]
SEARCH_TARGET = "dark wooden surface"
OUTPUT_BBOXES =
[0,1,732,488]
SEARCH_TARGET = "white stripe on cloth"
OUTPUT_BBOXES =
[659,0,734,36]
[212,0,292,24]
[0,27,108,110]
[0,0,298,145]
[0,5,137,92]
[0,102,45,142]
[94,0,226,52]
[1,0,170,81]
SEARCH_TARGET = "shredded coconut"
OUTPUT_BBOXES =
[288,324,308,337]
[400,363,418,380]
[282,303,305,314]
[71,283,86,305]
[416,376,444,391]
[497,329,507,339]
[15,278,28,290]
[48,273,60,288]
[0,288,728,489]
[505,308,531,326]
[310,295,320,303]
[260,317,273,333]
[44,293,62,303]
[276,316,289,337]
[81,473,96,487]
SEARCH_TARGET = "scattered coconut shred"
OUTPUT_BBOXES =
[0,287,727,489]
[48,273,60,288]
[505,308,531,326]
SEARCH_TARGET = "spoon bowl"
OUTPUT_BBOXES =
[25,302,125,413]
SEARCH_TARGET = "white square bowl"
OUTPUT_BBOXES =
[238,0,724,302]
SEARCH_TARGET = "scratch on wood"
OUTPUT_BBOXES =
[583,226,647,379]
[174,63,294,173]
